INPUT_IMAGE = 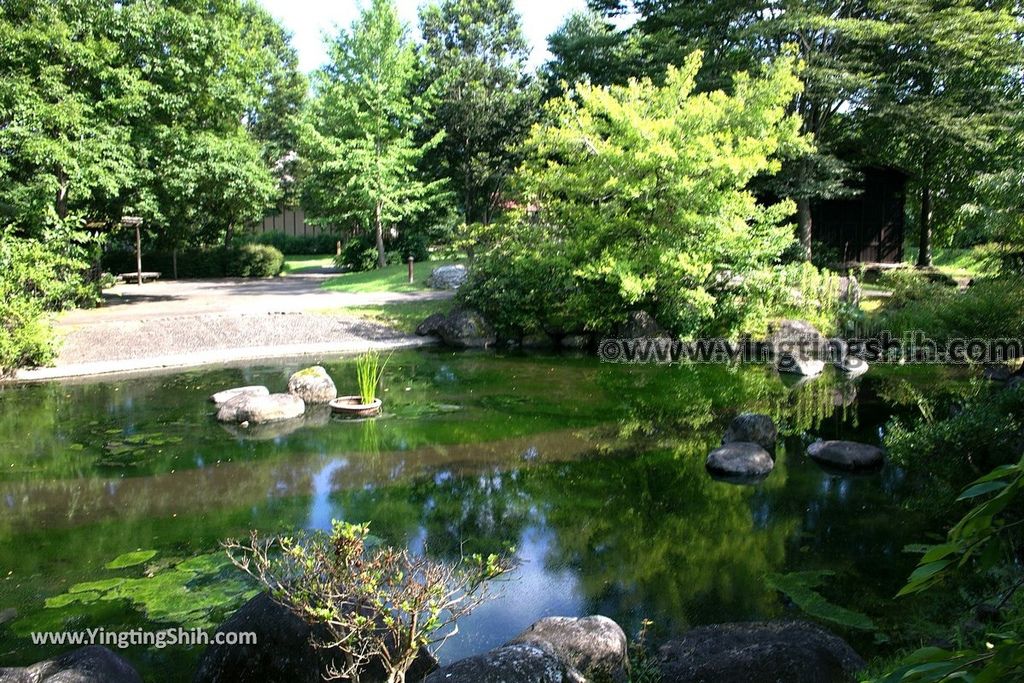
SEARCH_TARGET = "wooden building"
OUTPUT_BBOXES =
[813,166,907,263]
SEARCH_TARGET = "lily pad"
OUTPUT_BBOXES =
[106,550,158,569]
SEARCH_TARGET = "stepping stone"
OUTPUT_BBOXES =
[706,442,774,481]
[807,440,884,470]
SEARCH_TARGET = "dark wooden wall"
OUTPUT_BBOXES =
[813,167,907,263]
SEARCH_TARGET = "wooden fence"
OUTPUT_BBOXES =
[253,207,334,237]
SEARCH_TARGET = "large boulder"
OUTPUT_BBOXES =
[423,643,583,683]
[657,621,865,683]
[0,646,142,683]
[559,334,591,350]
[209,386,269,407]
[706,442,774,481]
[216,393,305,424]
[615,310,668,339]
[437,309,495,348]
[415,312,447,337]
[287,366,337,404]
[807,440,885,470]
[193,593,437,683]
[722,413,777,452]
[426,264,468,290]
[766,319,827,355]
[509,616,628,683]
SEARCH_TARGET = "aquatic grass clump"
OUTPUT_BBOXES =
[355,350,390,404]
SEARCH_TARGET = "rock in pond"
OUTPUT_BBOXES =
[615,310,668,339]
[766,319,827,354]
[424,643,583,683]
[426,264,468,290]
[722,413,777,452]
[415,312,447,336]
[193,593,437,683]
[706,442,774,481]
[836,357,869,377]
[0,645,143,683]
[657,620,866,683]
[216,393,305,425]
[437,309,495,348]
[209,385,269,407]
[778,354,825,377]
[807,440,885,470]
[509,615,628,683]
[287,366,337,404]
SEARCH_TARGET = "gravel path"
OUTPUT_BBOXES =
[10,276,452,381]
[54,312,408,364]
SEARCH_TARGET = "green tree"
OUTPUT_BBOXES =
[302,0,444,269]
[542,10,639,97]
[418,0,539,225]
[862,0,1023,267]
[462,52,810,338]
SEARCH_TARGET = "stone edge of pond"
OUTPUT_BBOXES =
[4,337,438,384]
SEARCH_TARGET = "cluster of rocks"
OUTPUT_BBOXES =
[707,412,886,482]
[768,319,868,379]
[211,365,337,427]
[415,308,596,351]
[5,606,866,683]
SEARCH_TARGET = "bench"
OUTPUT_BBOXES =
[118,272,162,283]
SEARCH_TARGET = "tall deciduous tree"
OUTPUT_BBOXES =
[862,0,1022,267]
[302,0,443,268]
[418,0,538,225]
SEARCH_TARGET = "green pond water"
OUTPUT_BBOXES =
[0,350,973,680]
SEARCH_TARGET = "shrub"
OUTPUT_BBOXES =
[102,244,284,279]
[246,231,341,255]
[226,521,512,683]
[0,294,54,373]
[461,52,810,339]
[226,244,284,277]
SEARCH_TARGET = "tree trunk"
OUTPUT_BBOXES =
[135,223,143,286]
[224,223,235,248]
[55,169,69,220]
[172,247,178,280]
[797,197,813,262]
[375,201,386,269]
[917,183,932,268]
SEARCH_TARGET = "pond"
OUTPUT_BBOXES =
[0,350,972,679]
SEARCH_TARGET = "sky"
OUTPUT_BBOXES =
[255,0,590,73]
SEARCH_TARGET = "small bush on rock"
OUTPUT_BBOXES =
[226,521,512,683]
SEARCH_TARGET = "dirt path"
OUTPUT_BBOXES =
[13,275,453,381]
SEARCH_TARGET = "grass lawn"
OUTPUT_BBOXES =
[320,260,460,293]
[322,300,454,335]
[282,254,338,275]
[902,243,1004,278]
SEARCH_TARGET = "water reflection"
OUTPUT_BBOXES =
[0,351,972,675]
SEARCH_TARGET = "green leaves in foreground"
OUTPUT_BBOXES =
[765,570,876,631]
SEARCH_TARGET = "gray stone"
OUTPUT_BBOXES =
[807,440,885,470]
[658,620,865,683]
[209,385,269,406]
[510,615,628,683]
[839,275,862,307]
[836,357,869,377]
[437,309,495,348]
[706,442,774,479]
[193,593,437,683]
[216,393,305,424]
[722,413,777,452]
[424,643,583,683]
[615,310,667,339]
[559,335,590,350]
[415,312,447,336]
[778,354,825,377]
[426,264,468,290]
[766,319,826,355]
[0,646,142,683]
[287,366,337,404]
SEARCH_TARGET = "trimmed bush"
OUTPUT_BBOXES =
[227,244,284,277]
[102,244,284,279]
[246,231,341,255]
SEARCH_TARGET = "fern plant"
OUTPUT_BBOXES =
[355,350,390,404]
